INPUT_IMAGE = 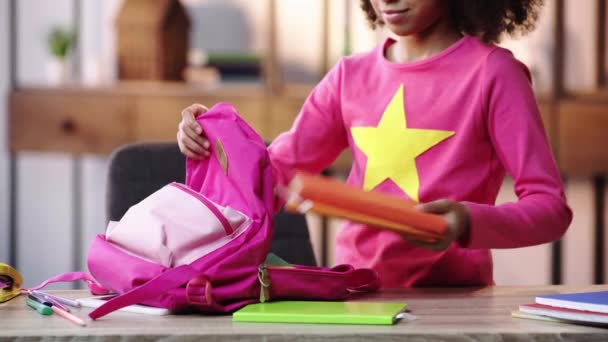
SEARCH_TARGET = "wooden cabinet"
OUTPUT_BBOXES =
[558,98,608,175]
[9,84,608,174]
[9,82,312,155]
[10,89,132,154]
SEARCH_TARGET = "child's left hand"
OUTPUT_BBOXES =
[408,200,470,251]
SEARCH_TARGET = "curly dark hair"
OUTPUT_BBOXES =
[360,0,544,43]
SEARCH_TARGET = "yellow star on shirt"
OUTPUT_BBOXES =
[351,85,455,202]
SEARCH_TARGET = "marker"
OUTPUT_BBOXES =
[50,305,87,326]
[30,292,71,312]
[27,293,52,306]
[31,290,81,308]
[26,298,53,315]
[28,292,86,326]
[44,295,71,312]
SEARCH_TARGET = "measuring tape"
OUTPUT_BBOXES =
[0,263,22,303]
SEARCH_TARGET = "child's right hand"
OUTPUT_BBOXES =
[177,103,211,159]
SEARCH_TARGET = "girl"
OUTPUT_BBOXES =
[177,0,572,287]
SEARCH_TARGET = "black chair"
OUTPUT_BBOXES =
[106,142,317,266]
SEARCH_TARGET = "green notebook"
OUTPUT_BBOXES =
[233,301,408,325]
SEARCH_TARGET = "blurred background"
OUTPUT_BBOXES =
[0,0,607,288]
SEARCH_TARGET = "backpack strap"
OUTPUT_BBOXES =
[88,264,199,320]
[25,272,109,295]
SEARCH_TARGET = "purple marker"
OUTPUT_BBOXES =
[32,290,80,308]
[27,292,53,306]
[42,293,71,312]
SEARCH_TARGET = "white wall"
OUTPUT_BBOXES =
[492,180,552,285]
[489,2,601,285]
[492,4,556,285]
[12,0,73,288]
[276,0,323,82]
[80,0,121,85]
[500,0,555,94]
[564,0,599,91]
[0,0,10,264]
[80,156,109,270]
[17,0,74,85]
[17,153,74,288]
[78,0,120,274]
[543,1,601,285]
[563,178,595,285]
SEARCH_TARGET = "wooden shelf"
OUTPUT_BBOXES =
[9,84,608,174]
[9,82,313,155]
[558,98,608,175]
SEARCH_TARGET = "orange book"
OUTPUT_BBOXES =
[284,172,447,241]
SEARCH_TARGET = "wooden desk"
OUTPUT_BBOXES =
[2,286,608,341]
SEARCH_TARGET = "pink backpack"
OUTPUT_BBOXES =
[30,103,379,319]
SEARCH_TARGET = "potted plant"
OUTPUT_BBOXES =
[46,27,75,85]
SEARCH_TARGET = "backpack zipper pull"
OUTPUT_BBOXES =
[257,264,271,303]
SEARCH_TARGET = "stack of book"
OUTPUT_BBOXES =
[183,52,262,86]
[183,66,221,86]
[512,291,608,326]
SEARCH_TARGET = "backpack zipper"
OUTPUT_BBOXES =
[169,183,234,235]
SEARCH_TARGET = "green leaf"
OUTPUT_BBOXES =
[47,27,75,59]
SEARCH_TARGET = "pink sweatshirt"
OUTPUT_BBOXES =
[268,36,572,287]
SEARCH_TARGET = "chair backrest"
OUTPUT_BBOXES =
[106,142,317,266]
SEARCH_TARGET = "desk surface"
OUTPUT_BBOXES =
[2,286,608,341]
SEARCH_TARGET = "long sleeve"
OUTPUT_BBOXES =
[462,49,573,249]
[268,60,348,192]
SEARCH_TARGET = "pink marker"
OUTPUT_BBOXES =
[51,305,87,326]
[43,294,71,312]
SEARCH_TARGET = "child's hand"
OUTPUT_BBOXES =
[177,103,211,159]
[409,200,470,251]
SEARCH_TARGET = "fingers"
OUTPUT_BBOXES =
[178,104,211,159]
[416,199,454,215]
[181,105,205,135]
[177,131,209,159]
[408,199,470,251]
[189,103,208,117]
[179,119,209,150]
[182,103,208,117]
[406,199,457,251]
[182,103,208,121]
[177,131,197,159]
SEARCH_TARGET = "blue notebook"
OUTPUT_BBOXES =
[536,291,608,313]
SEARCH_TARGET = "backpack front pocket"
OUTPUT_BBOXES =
[88,235,167,294]
[106,182,251,267]
[258,264,379,302]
